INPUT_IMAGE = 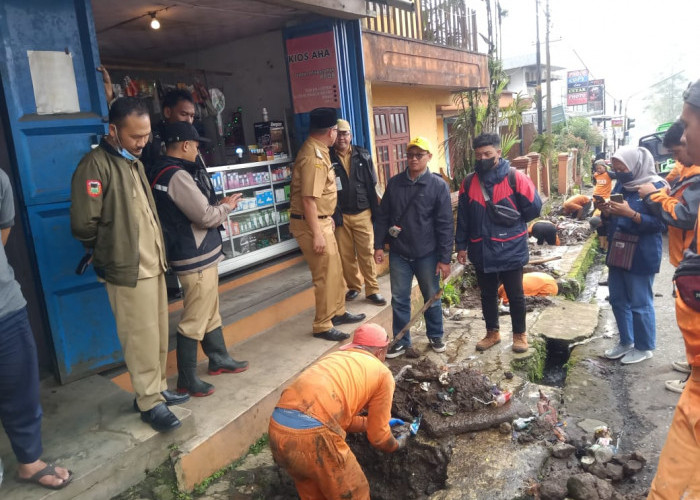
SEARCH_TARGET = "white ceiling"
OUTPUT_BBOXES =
[92,0,308,62]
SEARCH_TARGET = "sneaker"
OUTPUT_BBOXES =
[429,338,446,353]
[386,343,408,359]
[620,349,653,365]
[672,360,691,374]
[664,379,687,394]
[604,343,634,360]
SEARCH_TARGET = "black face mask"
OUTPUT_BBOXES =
[474,157,497,174]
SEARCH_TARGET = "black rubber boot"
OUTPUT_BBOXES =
[176,333,215,397]
[201,327,249,375]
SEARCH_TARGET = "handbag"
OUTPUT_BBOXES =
[476,173,522,227]
[674,235,700,311]
[606,230,639,270]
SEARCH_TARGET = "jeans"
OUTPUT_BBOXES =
[0,307,43,463]
[390,253,443,347]
[475,267,526,334]
[608,267,656,351]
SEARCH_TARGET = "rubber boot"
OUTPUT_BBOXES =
[476,329,501,352]
[176,333,215,397]
[201,327,249,375]
[512,333,529,353]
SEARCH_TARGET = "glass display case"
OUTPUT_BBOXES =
[207,157,297,275]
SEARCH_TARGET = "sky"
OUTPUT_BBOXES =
[486,0,700,141]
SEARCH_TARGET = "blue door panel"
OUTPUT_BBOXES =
[18,125,103,205]
[1,0,118,382]
[26,203,122,381]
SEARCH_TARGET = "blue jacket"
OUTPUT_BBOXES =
[374,169,454,263]
[605,180,666,274]
[455,159,542,272]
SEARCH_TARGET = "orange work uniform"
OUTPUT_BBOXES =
[648,216,700,499]
[593,170,614,199]
[646,164,700,266]
[498,272,558,304]
[269,349,399,499]
[562,194,591,216]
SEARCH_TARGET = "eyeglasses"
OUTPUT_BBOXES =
[337,131,350,137]
[406,153,428,160]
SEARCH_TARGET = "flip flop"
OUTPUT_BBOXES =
[16,463,73,490]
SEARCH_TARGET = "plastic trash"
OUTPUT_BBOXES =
[410,415,422,436]
[494,390,512,406]
[513,416,535,430]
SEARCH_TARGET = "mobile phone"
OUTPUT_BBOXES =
[610,194,624,203]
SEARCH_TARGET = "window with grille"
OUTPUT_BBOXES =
[373,106,410,186]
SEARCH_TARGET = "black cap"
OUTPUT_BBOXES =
[162,122,211,145]
[684,80,700,108]
[309,107,338,129]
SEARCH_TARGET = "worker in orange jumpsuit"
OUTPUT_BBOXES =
[592,160,616,200]
[498,272,558,304]
[647,79,700,499]
[562,194,592,219]
[640,120,700,394]
[268,323,406,499]
[528,220,560,246]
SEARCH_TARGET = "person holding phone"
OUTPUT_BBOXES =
[597,146,668,365]
[148,122,248,397]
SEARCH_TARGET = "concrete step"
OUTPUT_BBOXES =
[0,375,195,500]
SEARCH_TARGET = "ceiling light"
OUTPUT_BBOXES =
[150,13,160,30]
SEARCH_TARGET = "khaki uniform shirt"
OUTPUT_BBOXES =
[290,136,336,217]
[128,163,167,278]
[337,146,352,175]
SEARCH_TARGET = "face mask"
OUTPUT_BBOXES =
[616,171,635,184]
[474,157,496,173]
[113,127,138,161]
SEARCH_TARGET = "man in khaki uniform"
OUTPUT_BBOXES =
[290,108,365,341]
[331,119,386,306]
[71,97,188,433]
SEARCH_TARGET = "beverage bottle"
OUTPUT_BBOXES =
[494,391,512,406]
[262,107,269,122]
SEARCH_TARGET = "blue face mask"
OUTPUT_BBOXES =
[616,171,635,184]
[113,127,138,161]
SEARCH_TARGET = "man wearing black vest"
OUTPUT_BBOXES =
[331,119,386,306]
[149,122,248,398]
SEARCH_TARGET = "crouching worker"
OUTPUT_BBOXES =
[528,220,560,245]
[498,272,558,304]
[269,323,405,499]
[563,194,592,220]
[149,122,248,397]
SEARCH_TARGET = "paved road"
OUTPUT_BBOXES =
[566,237,685,494]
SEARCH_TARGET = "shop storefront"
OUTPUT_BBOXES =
[0,0,370,382]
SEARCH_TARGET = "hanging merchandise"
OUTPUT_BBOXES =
[210,88,225,136]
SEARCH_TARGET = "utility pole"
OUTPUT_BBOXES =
[535,0,543,134]
[545,0,552,134]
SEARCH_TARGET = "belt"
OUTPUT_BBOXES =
[290,213,329,220]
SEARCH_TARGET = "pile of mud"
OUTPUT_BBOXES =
[389,359,530,437]
[540,214,593,245]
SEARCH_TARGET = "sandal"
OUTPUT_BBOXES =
[16,463,73,490]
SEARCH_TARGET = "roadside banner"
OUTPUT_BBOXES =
[587,79,604,112]
[567,70,589,106]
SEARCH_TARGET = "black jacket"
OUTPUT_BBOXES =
[374,169,454,263]
[330,146,379,217]
[147,155,224,274]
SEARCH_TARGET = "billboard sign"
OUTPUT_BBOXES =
[567,70,589,106]
[587,79,604,112]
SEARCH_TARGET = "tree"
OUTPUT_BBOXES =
[642,72,686,126]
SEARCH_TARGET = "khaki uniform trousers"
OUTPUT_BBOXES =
[647,297,700,500]
[105,273,168,411]
[291,217,345,333]
[269,418,370,500]
[177,265,222,341]
[335,209,380,296]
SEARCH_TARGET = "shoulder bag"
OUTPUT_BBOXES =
[475,168,521,227]
[674,233,700,311]
[606,230,639,271]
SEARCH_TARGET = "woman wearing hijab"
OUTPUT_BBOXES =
[595,146,668,364]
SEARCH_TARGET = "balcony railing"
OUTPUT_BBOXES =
[364,0,477,51]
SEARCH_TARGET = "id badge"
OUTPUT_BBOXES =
[335,176,343,191]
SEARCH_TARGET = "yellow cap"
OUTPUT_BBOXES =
[407,136,432,152]
[337,119,351,132]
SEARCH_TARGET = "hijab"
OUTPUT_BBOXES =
[611,146,668,190]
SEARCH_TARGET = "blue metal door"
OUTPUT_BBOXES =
[0,0,122,382]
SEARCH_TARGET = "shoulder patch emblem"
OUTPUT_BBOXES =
[86,179,102,197]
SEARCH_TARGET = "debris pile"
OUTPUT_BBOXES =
[390,359,530,437]
[540,214,593,245]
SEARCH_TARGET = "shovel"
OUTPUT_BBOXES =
[388,285,444,349]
